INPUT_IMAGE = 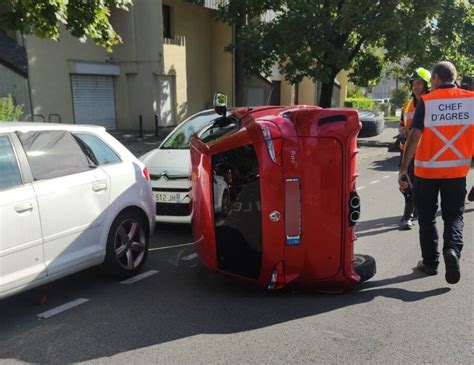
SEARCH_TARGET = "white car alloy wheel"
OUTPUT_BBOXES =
[105,211,149,277]
[114,219,146,270]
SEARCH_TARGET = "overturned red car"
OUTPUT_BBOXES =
[190,97,375,292]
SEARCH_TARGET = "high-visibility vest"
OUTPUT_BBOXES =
[400,98,416,150]
[414,87,474,179]
[403,99,415,128]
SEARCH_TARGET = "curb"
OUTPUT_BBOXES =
[357,140,392,148]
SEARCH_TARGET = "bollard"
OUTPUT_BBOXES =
[155,114,159,137]
[139,115,144,139]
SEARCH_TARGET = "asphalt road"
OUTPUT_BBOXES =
[0,149,472,364]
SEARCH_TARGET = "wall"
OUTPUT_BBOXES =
[210,19,234,105]
[163,0,211,121]
[25,31,109,125]
[279,70,349,107]
[162,0,234,122]
[298,77,316,105]
[24,0,233,130]
[25,0,164,130]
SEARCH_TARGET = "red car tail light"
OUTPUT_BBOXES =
[260,121,282,165]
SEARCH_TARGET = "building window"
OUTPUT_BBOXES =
[163,5,172,39]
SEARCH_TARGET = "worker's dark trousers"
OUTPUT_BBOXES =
[414,176,466,268]
[400,155,416,219]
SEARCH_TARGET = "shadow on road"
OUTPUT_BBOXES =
[356,215,402,237]
[368,155,400,172]
[0,248,452,363]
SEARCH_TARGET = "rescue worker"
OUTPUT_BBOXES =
[398,68,431,230]
[398,61,473,284]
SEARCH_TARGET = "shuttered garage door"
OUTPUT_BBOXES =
[71,75,116,129]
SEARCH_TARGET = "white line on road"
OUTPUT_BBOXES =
[37,298,89,319]
[149,241,197,251]
[358,186,367,190]
[120,270,159,285]
[181,253,198,261]
[369,180,381,185]
[383,175,391,179]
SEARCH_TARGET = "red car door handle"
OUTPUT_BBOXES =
[92,183,108,192]
[15,202,33,213]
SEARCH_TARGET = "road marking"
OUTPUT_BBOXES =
[37,298,89,319]
[369,180,381,184]
[358,186,367,190]
[149,241,197,251]
[383,175,391,179]
[120,270,159,284]
[181,253,198,261]
[393,171,399,175]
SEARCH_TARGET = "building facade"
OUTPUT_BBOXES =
[23,0,233,130]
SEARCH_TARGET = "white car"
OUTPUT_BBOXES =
[140,109,232,223]
[0,123,155,300]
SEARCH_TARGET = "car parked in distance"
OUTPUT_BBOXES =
[356,109,385,138]
[0,123,155,300]
[140,109,233,224]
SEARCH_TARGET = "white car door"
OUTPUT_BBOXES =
[0,134,45,297]
[17,130,111,276]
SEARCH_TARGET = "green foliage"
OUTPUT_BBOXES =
[385,116,400,122]
[391,86,410,109]
[347,83,365,98]
[401,0,474,77]
[344,97,374,110]
[216,0,474,106]
[0,94,23,121]
[349,47,385,87]
[0,0,132,51]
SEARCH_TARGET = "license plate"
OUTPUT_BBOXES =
[154,192,181,203]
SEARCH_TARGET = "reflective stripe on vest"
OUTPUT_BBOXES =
[414,88,474,179]
[402,99,415,128]
[415,159,471,168]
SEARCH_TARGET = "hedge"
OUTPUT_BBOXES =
[343,97,374,110]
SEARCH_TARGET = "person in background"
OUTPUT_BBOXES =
[398,68,431,230]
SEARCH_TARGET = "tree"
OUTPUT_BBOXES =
[391,85,410,109]
[399,0,474,78]
[0,0,132,51]
[216,0,473,107]
[384,63,406,91]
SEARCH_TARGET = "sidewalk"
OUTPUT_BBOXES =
[110,128,174,157]
[113,122,399,159]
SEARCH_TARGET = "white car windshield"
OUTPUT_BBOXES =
[161,111,221,150]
